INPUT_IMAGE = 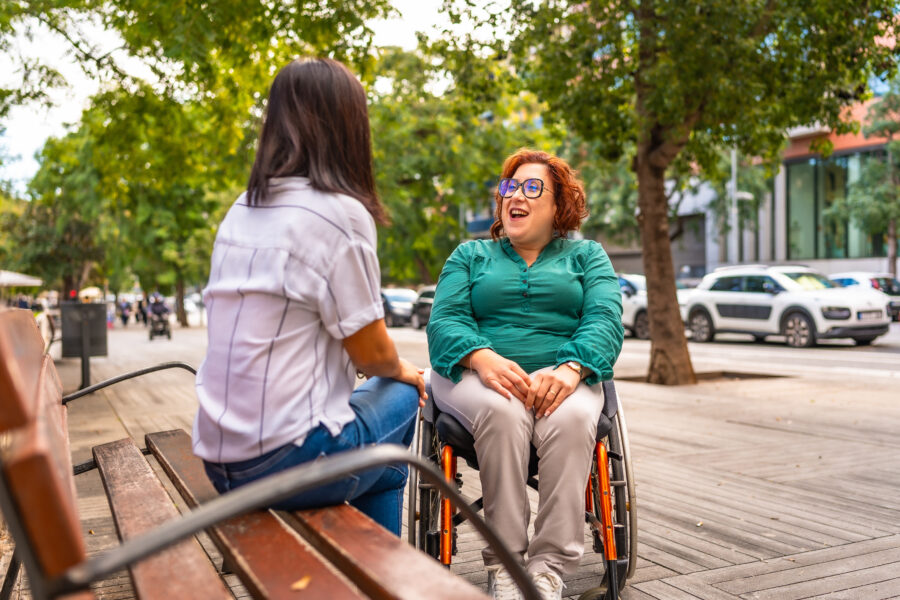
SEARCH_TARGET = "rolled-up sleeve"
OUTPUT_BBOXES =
[556,243,624,385]
[426,244,493,383]
[316,239,384,340]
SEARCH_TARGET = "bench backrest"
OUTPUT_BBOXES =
[0,308,86,580]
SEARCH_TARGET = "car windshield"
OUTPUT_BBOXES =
[873,277,900,294]
[621,275,646,291]
[384,289,417,302]
[780,271,837,290]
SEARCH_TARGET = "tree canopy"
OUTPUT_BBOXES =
[441,0,900,383]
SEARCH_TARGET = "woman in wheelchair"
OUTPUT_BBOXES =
[426,149,624,600]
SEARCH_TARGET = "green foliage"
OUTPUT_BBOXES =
[559,137,640,243]
[84,85,235,295]
[490,0,896,177]
[4,130,108,293]
[370,46,563,283]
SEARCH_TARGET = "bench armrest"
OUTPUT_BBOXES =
[48,444,540,600]
[61,362,197,405]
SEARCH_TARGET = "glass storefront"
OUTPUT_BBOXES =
[786,151,892,260]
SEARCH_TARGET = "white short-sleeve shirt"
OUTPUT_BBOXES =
[192,177,384,463]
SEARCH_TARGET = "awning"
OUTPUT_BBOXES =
[0,270,44,287]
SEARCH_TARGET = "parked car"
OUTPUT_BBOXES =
[381,288,418,327]
[410,285,436,330]
[681,264,891,347]
[829,271,900,322]
[619,274,650,339]
[619,273,695,339]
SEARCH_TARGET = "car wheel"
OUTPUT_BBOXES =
[753,335,766,343]
[410,313,421,330]
[783,312,816,348]
[633,311,650,340]
[854,336,877,346]
[689,309,715,343]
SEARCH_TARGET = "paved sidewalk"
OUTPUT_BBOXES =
[3,325,900,599]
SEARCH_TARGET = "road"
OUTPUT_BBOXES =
[389,321,900,380]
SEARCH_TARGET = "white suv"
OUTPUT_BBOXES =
[681,265,891,347]
[619,274,650,339]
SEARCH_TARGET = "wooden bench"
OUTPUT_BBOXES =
[0,308,537,600]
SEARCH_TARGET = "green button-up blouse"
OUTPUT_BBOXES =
[426,237,624,385]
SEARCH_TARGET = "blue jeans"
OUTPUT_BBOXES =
[203,377,419,535]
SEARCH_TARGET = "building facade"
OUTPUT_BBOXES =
[604,100,899,278]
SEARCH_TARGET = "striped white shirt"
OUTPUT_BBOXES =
[192,177,384,463]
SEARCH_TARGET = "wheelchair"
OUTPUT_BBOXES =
[408,376,637,600]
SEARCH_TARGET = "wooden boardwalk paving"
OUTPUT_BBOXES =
[2,325,899,599]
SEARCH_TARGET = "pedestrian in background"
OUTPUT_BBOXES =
[192,58,425,536]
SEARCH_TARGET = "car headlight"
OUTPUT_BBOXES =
[821,307,851,320]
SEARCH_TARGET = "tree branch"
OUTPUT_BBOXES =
[749,0,778,39]
[35,13,130,81]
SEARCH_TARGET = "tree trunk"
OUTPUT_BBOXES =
[175,277,188,327]
[414,255,434,285]
[635,144,697,385]
[888,218,897,278]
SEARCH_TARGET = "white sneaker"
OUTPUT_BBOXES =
[487,565,523,600]
[532,571,564,600]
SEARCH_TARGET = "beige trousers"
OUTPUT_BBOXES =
[431,368,604,577]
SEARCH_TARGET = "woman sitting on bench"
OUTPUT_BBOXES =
[426,149,624,599]
[192,57,426,536]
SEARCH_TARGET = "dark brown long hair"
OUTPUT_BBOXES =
[489,148,587,240]
[246,58,387,223]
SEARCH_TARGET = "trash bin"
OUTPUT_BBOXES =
[61,302,108,388]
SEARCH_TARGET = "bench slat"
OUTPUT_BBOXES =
[146,429,367,599]
[2,356,86,580]
[288,502,489,600]
[0,309,46,432]
[93,438,231,600]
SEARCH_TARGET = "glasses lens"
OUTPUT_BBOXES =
[498,178,516,197]
[523,179,542,198]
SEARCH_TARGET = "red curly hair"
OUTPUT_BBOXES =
[489,148,588,241]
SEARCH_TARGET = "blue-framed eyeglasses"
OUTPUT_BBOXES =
[498,178,545,199]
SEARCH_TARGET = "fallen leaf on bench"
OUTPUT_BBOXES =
[290,576,311,590]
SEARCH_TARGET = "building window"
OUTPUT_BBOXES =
[820,156,848,259]
[787,160,816,259]
[786,150,888,260]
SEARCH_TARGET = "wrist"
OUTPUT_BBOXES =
[466,348,494,371]
[560,360,585,381]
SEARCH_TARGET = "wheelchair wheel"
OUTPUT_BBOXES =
[580,407,638,600]
[414,415,443,559]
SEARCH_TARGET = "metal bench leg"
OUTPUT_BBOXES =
[440,445,457,566]
[595,444,619,600]
[1,553,21,600]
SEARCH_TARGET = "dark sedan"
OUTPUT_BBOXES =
[410,285,436,329]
